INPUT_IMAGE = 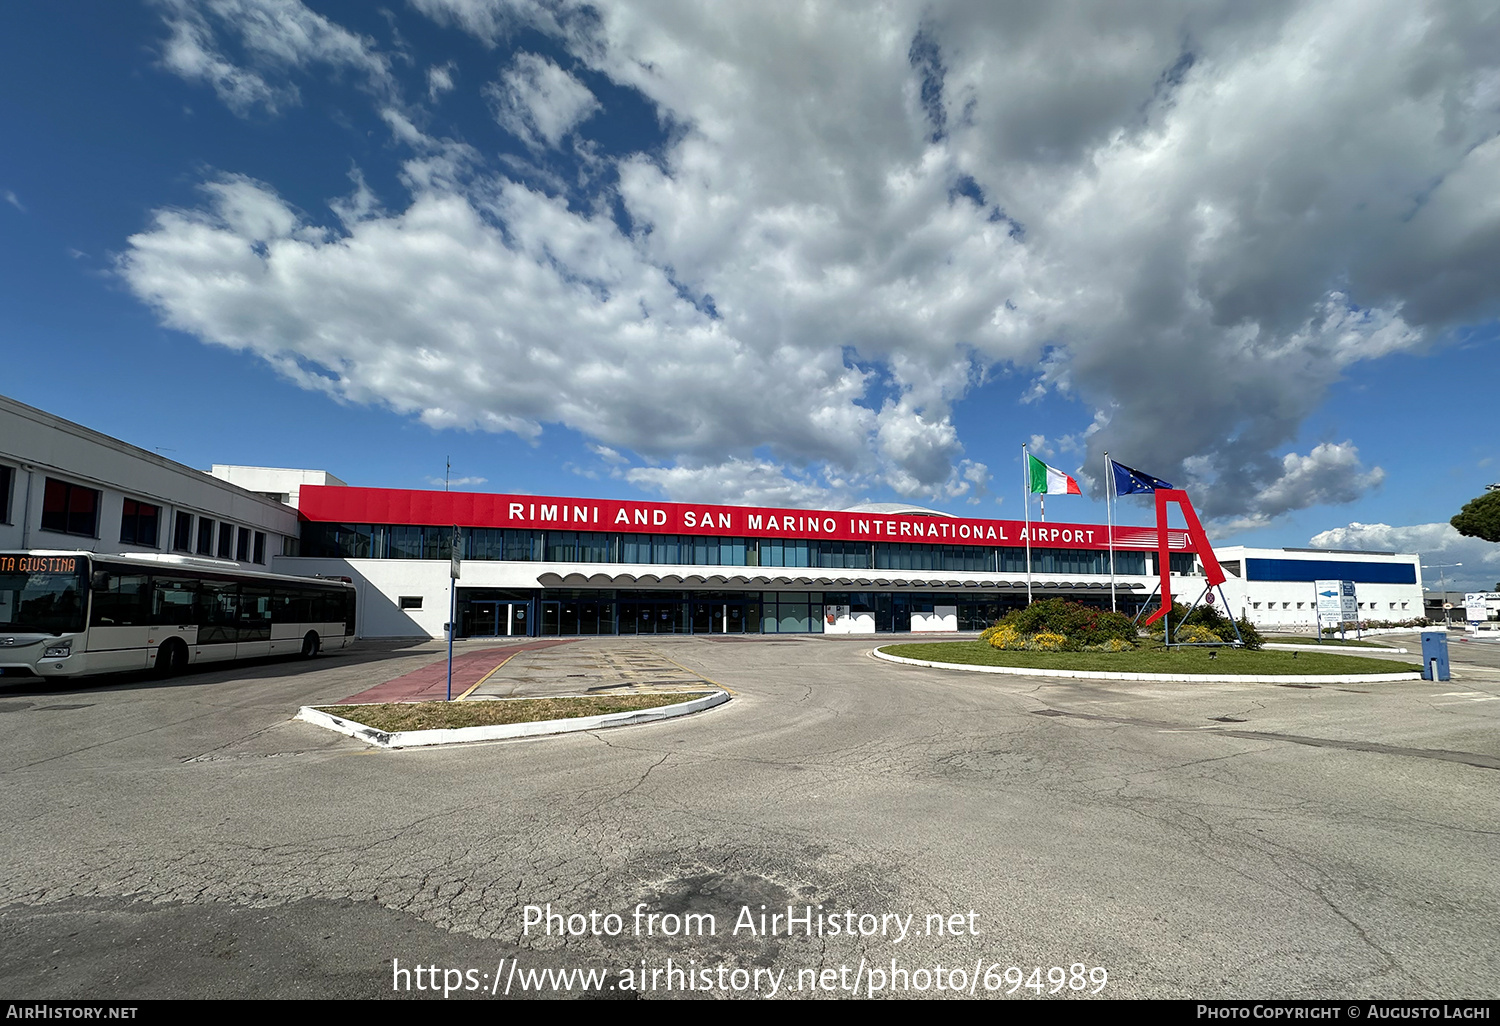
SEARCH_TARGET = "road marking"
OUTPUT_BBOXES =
[456,650,522,701]
[659,651,736,695]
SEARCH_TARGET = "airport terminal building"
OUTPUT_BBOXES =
[1,394,1427,640]
[278,484,1201,638]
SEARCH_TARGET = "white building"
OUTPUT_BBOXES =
[0,394,302,569]
[1214,546,1425,629]
[273,480,1194,639]
[3,394,1430,640]
[209,465,347,508]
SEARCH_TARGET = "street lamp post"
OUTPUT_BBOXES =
[1421,561,1463,628]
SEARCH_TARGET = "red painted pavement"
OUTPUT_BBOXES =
[339,639,576,704]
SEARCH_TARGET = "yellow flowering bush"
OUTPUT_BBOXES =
[1173,624,1223,644]
[1029,631,1068,651]
[985,624,1025,650]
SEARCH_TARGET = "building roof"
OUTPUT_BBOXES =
[842,502,956,517]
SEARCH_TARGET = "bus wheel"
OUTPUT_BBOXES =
[156,639,187,678]
[301,632,321,658]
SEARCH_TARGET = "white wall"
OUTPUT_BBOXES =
[209,465,346,509]
[1214,547,1424,629]
[824,605,876,634]
[1,395,299,565]
[911,606,959,632]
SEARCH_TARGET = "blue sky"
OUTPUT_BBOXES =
[2,2,1497,589]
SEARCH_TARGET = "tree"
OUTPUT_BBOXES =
[1451,489,1500,543]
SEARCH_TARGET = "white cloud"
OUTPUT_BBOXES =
[407,0,564,48]
[125,2,1500,516]
[587,443,628,465]
[154,0,393,115]
[486,52,599,150]
[426,475,488,487]
[625,458,855,509]
[5,190,26,213]
[427,61,456,101]
[120,170,916,487]
[1218,442,1386,529]
[1309,521,1500,592]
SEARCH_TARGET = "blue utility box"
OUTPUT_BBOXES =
[1420,631,1450,681]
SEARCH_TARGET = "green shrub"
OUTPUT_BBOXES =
[1232,616,1264,650]
[999,599,1138,649]
[1147,600,1262,649]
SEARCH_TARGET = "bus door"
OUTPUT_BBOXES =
[86,572,152,673]
[197,580,239,662]
[236,583,273,659]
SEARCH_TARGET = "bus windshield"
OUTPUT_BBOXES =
[0,554,88,635]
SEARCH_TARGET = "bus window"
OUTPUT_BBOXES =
[90,574,150,627]
[151,577,199,625]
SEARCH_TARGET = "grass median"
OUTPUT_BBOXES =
[880,641,1413,675]
[319,693,714,732]
[1265,636,1393,648]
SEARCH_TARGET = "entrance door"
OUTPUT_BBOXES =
[467,600,500,637]
[892,595,912,632]
[505,601,529,636]
[704,601,746,633]
[539,601,560,636]
[691,600,712,634]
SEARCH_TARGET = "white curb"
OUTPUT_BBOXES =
[1264,643,1407,653]
[297,690,729,749]
[871,647,1421,684]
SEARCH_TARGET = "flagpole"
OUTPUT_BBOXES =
[1106,451,1117,612]
[1023,443,1033,604]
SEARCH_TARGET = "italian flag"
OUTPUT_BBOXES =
[1027,454,1081,495]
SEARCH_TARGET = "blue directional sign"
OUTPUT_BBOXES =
[1315,580,1358,627]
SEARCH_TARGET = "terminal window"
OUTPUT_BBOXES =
[399,596,423,610]
[173,511,193,552]
[197,516,215,556]
[120,498,160,547]
[40,478,99,537]
[218,521,234,559]
[0,464,12,523]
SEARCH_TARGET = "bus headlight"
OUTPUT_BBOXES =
[43,641,73,659]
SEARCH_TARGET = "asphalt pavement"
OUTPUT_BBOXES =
[0,632,1495,1001]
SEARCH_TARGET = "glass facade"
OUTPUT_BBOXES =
[304,519,1174,636]
[302,522,1169,577]
[446,587,1115,638]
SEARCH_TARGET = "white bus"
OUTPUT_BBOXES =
[0,550,355,681]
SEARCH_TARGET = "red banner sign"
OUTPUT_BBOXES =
[300,486,1193,553]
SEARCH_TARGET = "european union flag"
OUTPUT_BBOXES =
[1110,459,1174,495]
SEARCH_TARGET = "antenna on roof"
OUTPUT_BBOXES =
[446,456,450,492]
